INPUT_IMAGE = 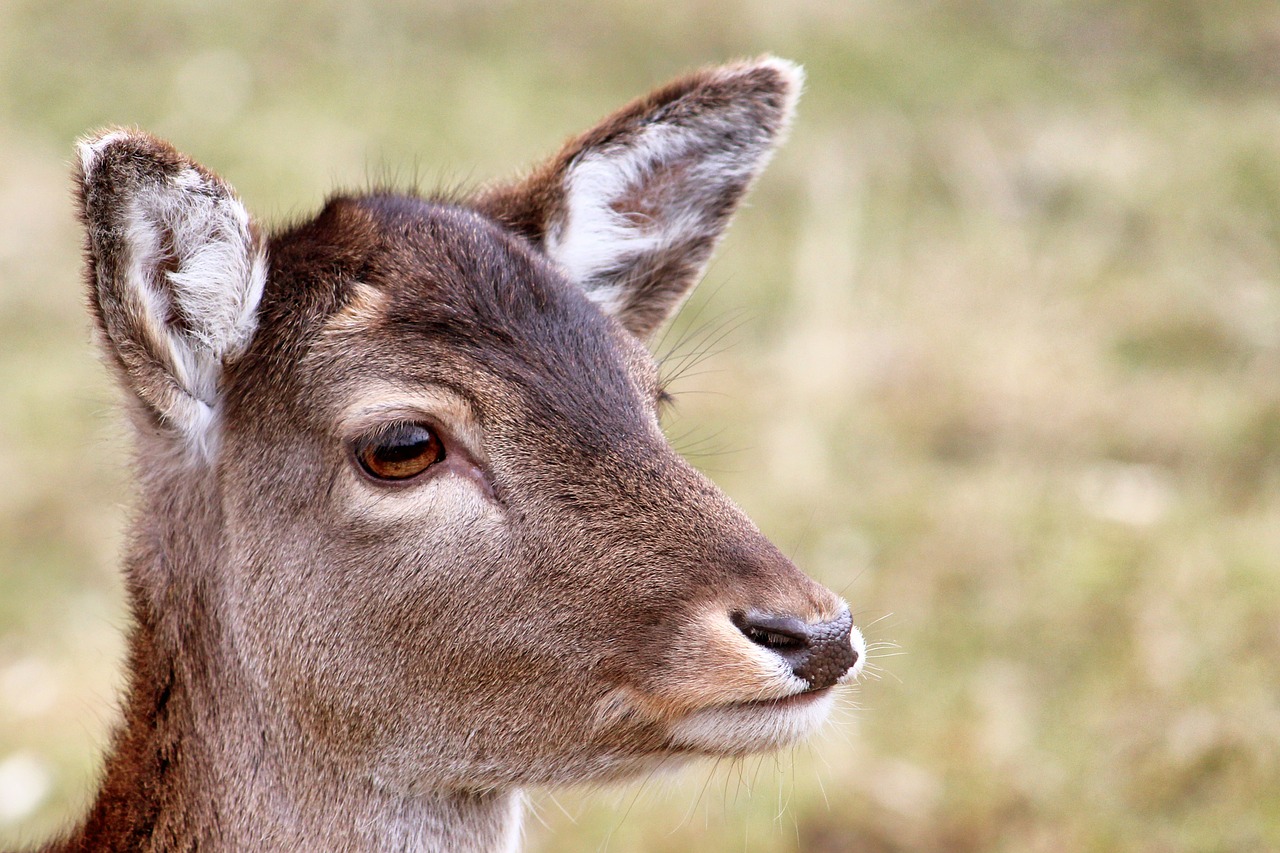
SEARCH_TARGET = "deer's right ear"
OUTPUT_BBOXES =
[476,57,801,342]
[75,130,266,456]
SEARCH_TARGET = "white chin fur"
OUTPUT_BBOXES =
[668,690,837,755]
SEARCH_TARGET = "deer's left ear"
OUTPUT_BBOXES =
[75,129,266,456]
[476,57,802,341]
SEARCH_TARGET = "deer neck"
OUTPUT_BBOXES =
[63,464,524,853]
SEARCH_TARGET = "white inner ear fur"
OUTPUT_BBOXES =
[120,167,266,456]
[544,122,755,317]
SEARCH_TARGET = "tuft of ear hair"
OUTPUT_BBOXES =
[477,56,803,340]
[75,129,266,458]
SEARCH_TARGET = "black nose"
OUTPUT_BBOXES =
[731,609,857,690]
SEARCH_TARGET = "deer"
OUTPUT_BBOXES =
[30,56,865,852]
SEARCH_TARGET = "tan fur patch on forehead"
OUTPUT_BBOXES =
[324,281,388,336]
[337,380,488,468]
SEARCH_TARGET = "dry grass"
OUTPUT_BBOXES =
[2,1,1278,850]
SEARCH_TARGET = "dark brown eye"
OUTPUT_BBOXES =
[355,422,445,481]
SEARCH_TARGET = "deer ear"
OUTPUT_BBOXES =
[476,57,802,341]
[75,129,266,456]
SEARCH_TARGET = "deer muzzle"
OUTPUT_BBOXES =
[730,608,860,690]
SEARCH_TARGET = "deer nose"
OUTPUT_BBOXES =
[731,609,858,690]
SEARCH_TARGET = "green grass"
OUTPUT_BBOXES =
[2,1,1279,849]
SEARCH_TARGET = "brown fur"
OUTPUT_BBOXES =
[29,58,862,853]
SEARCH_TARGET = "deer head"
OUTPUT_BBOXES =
[68,57,864,851]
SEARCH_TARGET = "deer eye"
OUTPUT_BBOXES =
[354,422,445,481]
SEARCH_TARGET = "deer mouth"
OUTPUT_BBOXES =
[665,685,840,756]
[727,685,834,711]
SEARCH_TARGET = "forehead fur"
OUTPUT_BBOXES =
[242,193,655,442]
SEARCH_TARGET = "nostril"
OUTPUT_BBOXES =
[731,612,809,652]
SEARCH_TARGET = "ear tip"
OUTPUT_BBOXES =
[713,56,805,125]
[74,127,179,183]
[750,55,806,93]
[75,127,133,180]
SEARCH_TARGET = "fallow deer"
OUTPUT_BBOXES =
[32,56,865,852]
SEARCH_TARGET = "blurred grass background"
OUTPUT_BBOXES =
[2,0,1279,850]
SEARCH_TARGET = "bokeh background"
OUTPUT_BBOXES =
[2,1,1279,850]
